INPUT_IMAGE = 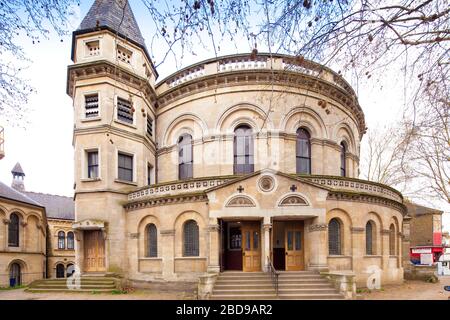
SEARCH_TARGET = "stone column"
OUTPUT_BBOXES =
[21,221,27,252]
[1,219,8,250]
[161,229,175,279]
[351,227,365,282]
[262,222,272,272]
[381,229,391,272]
[207,222,220,273]
[307,219,329,272]
[74,230,84,272]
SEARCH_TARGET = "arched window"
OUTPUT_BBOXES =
[366,221,375,255]
[178,134,193,180]
[296,128,311,174]
[234,125,254,174]
[389,224,396,255]
[58,231,65,249]
[340,142,347,177]
[9,263,21,287]
[67,232,74,250]
[328,218,342,255]
[56,264,65,278]
[146,223,158,257]
[183,220,199,257]
[8,213,19,247]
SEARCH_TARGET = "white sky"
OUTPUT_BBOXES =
[0,0,448,231]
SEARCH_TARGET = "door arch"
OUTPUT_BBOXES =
[9,263,21,287]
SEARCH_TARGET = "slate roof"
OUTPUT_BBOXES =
[0,181,42,207]
[11,162,25,176]
[23,191,74,221]
[78,0,146,49]
[405,202,443,216]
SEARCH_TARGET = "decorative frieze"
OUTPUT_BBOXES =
[125,193,208,211]
[309,224,328,232]
[326,191,406,214]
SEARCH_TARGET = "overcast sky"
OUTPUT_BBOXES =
[1,1,448,231]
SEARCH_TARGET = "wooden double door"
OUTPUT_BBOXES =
[284,222,304,271]
[241,222,261,272]
[84,230,106,272]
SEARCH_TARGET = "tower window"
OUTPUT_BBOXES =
[87,150,99,179]
[340,142,347,177]
[117,97,133,124]
[147,163,153,185]
[178,134,193,180]
[118,152,133,182]
[296,128,311,174]
[8,213,20,247]
[234,125,254,174]
[58,231,65,249]
[85,94,99,118]
[146,116,153,137]
[117,45,132,64]
[86,40,100,56]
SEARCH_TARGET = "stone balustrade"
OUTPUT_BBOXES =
[158,53,355,98]
[127,177,235,201]
[127,174,403,204]
[303,176,403,203]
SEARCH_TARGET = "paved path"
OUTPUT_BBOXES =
[361,276,450,300]
[0,288,196,300]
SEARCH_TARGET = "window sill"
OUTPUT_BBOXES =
[363,255,382,258]
[139,257,162,261]
[115,179,137,186]
[175,256,206,260]
[81,117,101,123]
[327,255,352,258]
[81,178,101,182]
[114,119,136,129]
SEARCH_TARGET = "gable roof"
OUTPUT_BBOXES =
[78,0,146,49]
[0,181,42,208]
[22,191,74,220]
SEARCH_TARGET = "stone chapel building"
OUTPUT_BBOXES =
[66,0,406,292]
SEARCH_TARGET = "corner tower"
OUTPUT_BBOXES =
[66,0,158,275]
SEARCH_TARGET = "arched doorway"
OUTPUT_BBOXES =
[66,264,75,278]
[9,263,21,287]
[56,264,65,278]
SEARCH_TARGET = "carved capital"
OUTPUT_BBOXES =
[351,227,365,233]
[381,229,392,235]
[160,229,175,236]
[208,224,220,232]
[3,218,10,225]
[20,221,28,227]
[129,232,139,239]
[309,224,328,232]
[263,223,272,231]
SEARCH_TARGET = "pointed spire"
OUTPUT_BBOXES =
[11,162,25,177]
[11,162,25,191]
[78,0,146,49]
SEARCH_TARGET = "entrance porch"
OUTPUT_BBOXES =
[218,217,310,272]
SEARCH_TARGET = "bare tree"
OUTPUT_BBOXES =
[0,0,79,125]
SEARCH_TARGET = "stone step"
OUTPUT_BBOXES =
[278,288,338,294]
[210,294,277,300]
[277,293,345,300]
[27,288,115,293]
[278,283,334,288]
[33,284,116,289]
[213,289,276,295]
[216,276,271,281]
[214,284,274,290]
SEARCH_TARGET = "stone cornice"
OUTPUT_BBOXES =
[156,69,366,138]
[125,192,208,211]
[327,191,406,215]
[66,60,157,105]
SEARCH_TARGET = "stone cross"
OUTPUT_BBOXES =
[290,184,297,192]
[237,185,244,193]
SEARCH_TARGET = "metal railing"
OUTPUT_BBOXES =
[267,256,279,296]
